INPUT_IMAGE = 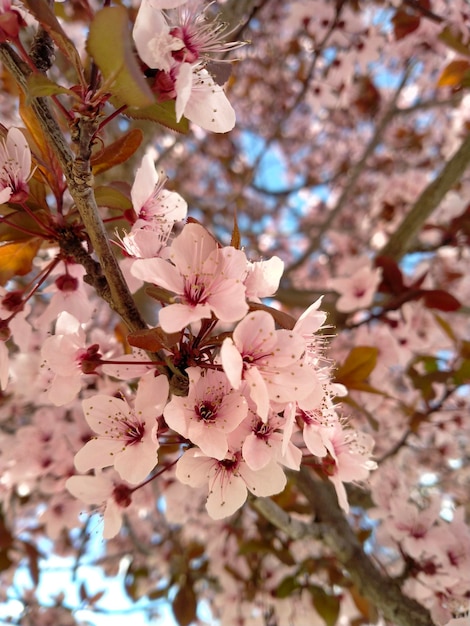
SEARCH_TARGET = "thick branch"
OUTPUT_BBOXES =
[251,497,317,540]
[286,65,413,275]
[294,469,435,626]
[0,44,147,332]
[379,131,470,260]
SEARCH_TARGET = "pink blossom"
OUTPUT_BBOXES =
[176,447,286,519]
[40,312,91,406]
[220,310,313,421]
[241,410,302,471]
[244,256,284,301]
[322,421,376,513]
[66,470,134,539]
[387,497,443,559]
[131,223,248,332]
[74,372,169,484]
[163,367,247,460]
[133,0,237,132]
[329,261,382,312]
[131,153,187,229]
[0,127,31,204]
[0,339,9,390]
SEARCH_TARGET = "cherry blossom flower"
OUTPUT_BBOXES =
[133,0,237,132]
[220,310,313,421]
[0,127,31,203]
[240,409,302,472]
[131,153,187,229]
[164,367,247,460]
[322,423,376,512]
[40,312,92,405]
[244,256,284,301]
[386,497,442,559]
[74,372,169,484]
[176,447,286,519]
[66,470,134,539]
[131,222,248,333]
[329,260,382,312]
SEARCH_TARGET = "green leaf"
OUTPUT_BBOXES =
[275,576,301,598]
[87,6,154,109]
[94,185,132,211]
[26,74,77,101]
[439,26,470,58]
[125,100,190,134]
[335,346,378,384]
[22,0,83,77]
[309,586,340,626]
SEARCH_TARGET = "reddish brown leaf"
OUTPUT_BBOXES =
[375,255,405,295]
[421,289,461,312]
[392,8,420,40]
[0,239,42,285]
[91,129,143,176]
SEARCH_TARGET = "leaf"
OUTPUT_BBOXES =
[26,74,77,101]
[87,6,154,109]
[19,93,64,198]
[91,129,143,176]
[437,59,470,88]
[0,239,42,285]
[439,26,470,58]
[421,289,461,312]
[309,586,340,626]
[0,209,50,242]
[172,583,197,626]
[94,185,132,211]
[391,8,420,41]
[22,0,83,77]
[127,327,180,351]
[375,255,405,295]
[335,346,378,385]
[21,540,42,587]
[125,100,190,134]
[230,210,241,249]
[248,301,297,330]
[275,576,301,598]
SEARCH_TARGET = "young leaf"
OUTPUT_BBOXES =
[94,185,132,211]
[91,129,143,176]
[26,74,78,101]
[87,6,154,109]
[0,239,42,285]
[437,60,470,88]
[125,100,190,134]
[172,583,197,626]
[335,346,378,384]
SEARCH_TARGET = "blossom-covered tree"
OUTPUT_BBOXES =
[0,1,470,625]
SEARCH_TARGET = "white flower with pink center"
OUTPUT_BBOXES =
[220,310,313,421]
[131,223,248,333]
[176,447,286,519]
[0,127,31,204]
[164,367,247,460]
[74,373,169,484]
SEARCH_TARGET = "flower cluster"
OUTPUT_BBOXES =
[133,0,241,132]
[62,205,376,534]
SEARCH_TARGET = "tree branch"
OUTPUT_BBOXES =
[294,469,435,626]
[285,64,413,275]
[378,131,470,261]
[0,44,148,333]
